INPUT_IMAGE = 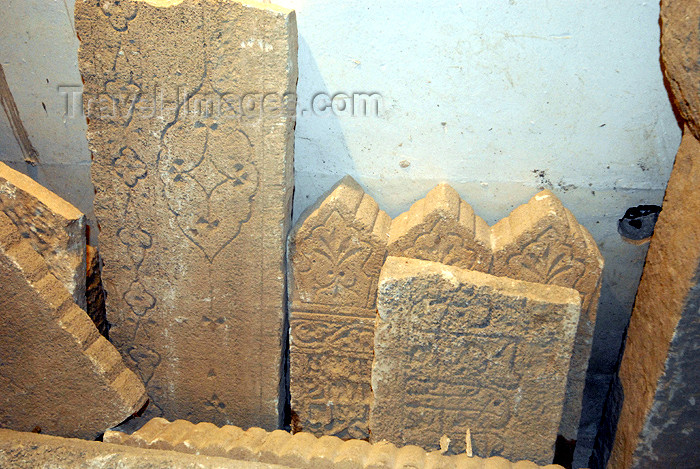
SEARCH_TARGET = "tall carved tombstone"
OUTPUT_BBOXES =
[77,0,297,428]
[371,257,581,465]
[490,190,603,441]
[387,183,492,272]
[604,129,700,469]
[288,176,391,438]
[0,162,86,308]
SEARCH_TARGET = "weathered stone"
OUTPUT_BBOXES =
[371,257,581,465]
[0,212,146,439]
[490,190,603,440]
[0,429,287,469]
[103,417,563,469]
[0,161,86,308]
[390,186,602,440]
[388,183,492,271]
[288,176,391,439]
[76,0,297,428]
[86,244,109,337]
[661,0,700,141]
[606,128,700,468]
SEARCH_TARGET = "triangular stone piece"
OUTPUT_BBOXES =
[0,212,146,439]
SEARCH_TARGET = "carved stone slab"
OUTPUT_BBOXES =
[490,191,603,440]
[371,257,581,465]
[102,417,565,469]
[288,176,391,439]
[0,162,86,308]
[76,0,297,428]
[0,212,146,439]
[606,128,700,469]
[389,186,602,439]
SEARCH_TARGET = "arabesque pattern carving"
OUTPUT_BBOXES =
[289,176,391,439]
[77,0,297,428]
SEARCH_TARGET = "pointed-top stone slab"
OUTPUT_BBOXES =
[289,176,391,439]
[388,183,492,271]
[491,189,603,439]
[0,212,146,439]
[0,162,86,308]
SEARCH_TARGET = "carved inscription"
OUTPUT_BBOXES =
[389,186,603,440]
[370,257,581,465]
[289,176,391,439]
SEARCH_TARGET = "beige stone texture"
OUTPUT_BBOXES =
[490,190,603,440]
[661,0,700,141]
[0,162,86,308]
[608,129,700,468]
[388,183,492,271]
[0,212,146,439]
[288,176,391,439]
[389,186,602,440]
[0,428,287,469]
[371,257,581,465]
[103,417,563,469]
[76,0,297,428]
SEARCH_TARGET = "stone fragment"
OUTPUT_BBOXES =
[605,128,700,468]
[390,186,602,440]
[0,429,284,469]
[0,212,146,439]
[0,161,86,308]
[103,417,562,469]
[388,183,492,271]
[76,0,297,428]
[288,176,391,439]
[490,190,603,440]
[371,257,581,465]
[661,0,700,141]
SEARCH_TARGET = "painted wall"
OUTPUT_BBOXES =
[0,0,682,466]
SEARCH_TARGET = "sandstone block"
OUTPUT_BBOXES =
[605,128,700,468]
[0,429,285,469]
[0,162,86,308]
[76,0,297,428]
[288,176,391,438]
[371,257,581,465]
[103,417,563,469]
[661,0,700,141]
[389,186,602,440]
[0,212,146,439]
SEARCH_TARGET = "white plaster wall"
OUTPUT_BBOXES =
[0,0,682,465]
